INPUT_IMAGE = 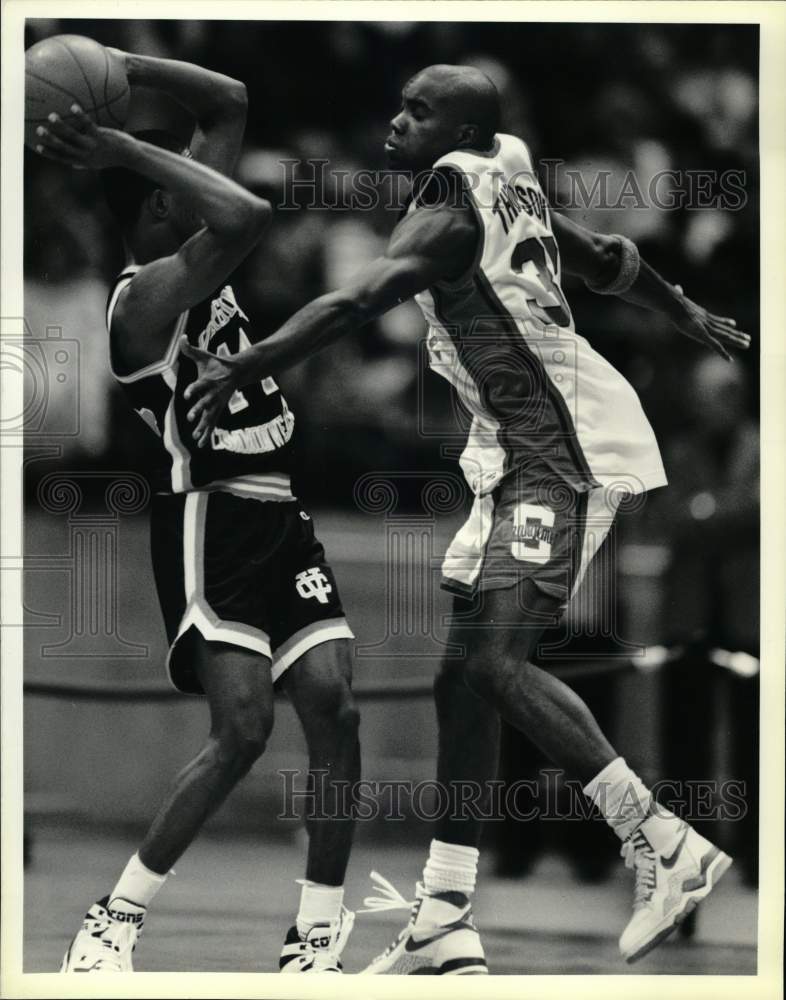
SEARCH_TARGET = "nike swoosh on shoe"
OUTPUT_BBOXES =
[404,918,474,952]
[661,826,690,869]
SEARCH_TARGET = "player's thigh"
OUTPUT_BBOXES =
[448,582,564,667]
[279,639,358,734]
[187,629,275,740]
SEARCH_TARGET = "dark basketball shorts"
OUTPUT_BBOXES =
[150,489,353,694]
[440,468,622,607]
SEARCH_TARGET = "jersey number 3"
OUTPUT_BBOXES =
[511,236,571,328]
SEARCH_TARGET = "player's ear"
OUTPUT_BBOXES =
[147,189,170,221]
[456,123,479,149]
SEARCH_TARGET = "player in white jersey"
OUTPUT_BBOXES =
[182,64,750,971]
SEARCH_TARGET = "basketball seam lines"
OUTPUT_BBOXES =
[25,92,129,124]
[26,46,129,129]
[99,47,129,109]
[25,90,126,124]
[100,46,123,128]
[102,45,110,107]
[25,68,82,105]
[54,36,99,113]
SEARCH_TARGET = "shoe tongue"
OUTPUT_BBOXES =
[107,896,146,927]
[418,891,468,926]
[432,889,469,907]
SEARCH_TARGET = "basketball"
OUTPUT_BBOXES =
[25,35,129,150]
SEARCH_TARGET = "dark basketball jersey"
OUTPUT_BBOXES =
[107,266,295,500]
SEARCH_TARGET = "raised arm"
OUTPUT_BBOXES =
[112,50,248,176]
[36,101,269,371]
[108,128,270,356]
[181,201,478,446]
[551,212,750,360]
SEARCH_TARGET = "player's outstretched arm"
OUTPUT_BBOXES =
[109,50,247,176]
[181,202,478,447]
[551,212,751,361]
[36,107,270,349]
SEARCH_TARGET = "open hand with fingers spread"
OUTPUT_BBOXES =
[33,103,128,170]
[669,285,751,361]
[181,337,247,449]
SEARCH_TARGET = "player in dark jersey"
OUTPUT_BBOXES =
[179,65,750,973]
[35,50,358,973]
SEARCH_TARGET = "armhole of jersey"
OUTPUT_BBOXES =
[428,164,487,293]
[515,136,534,172]
[106,267,139,330]
[107,266,187,384]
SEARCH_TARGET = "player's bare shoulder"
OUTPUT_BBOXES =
[392,167,480,281]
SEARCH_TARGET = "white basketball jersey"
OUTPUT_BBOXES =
[411,133,667,497]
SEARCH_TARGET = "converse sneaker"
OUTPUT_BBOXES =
[279,906,355,973]
[61,896,144,972]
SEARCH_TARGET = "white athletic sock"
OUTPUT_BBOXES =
[583,757,659,841]
[422,839,479,896]
[109,853,168,910]
[296,881,344,938]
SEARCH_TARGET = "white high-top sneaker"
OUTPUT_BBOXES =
[360,871,487,975]
[61,896,145,972]
[619,820,732,962]
[279,906,355,973]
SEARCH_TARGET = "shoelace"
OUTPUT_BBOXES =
[357,871,424,962]
[312,908,356,970]
[330,906,356,957]
[358,870,418,914]
[620,831,658,909]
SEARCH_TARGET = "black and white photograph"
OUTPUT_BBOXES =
[1,2,783,996]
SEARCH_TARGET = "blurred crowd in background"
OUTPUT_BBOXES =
[24,19,759,491]
[22,18,760,884]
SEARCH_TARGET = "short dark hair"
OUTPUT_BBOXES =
[101,130,188,230]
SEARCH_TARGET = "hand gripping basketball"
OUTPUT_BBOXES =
[33,104,126,170]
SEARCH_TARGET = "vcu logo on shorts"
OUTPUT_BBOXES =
[511,503,555,563]
[295,567,333,604]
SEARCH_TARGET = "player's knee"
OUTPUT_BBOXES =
[335,698,360,742]
[308,677,360,739]
[463,657,495,699]
[215,731,267,773]
[327,686,360,740]
[215,710,272,771]
[463,656,514,704]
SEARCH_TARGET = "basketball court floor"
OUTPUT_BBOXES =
[24,821,756,975]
